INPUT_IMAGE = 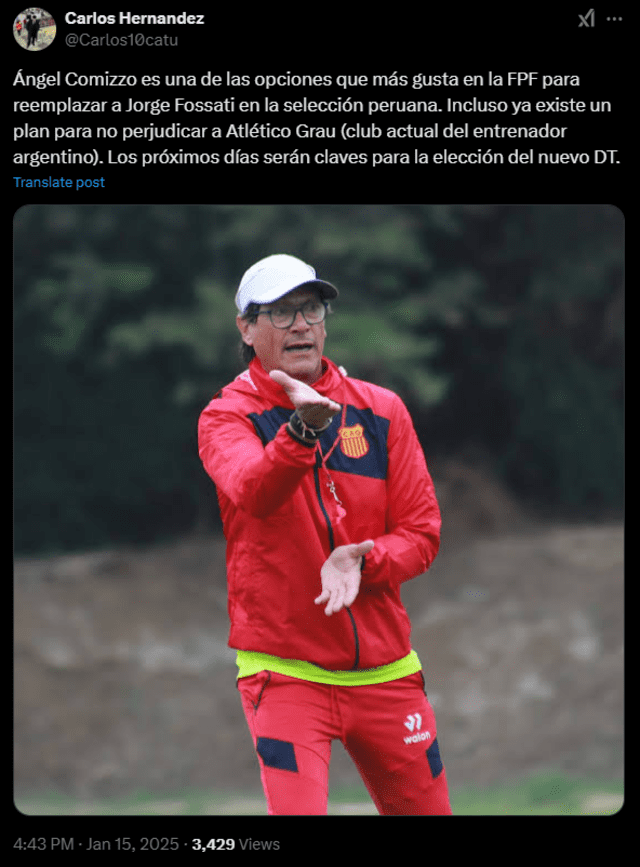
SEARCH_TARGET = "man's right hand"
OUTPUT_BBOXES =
[269,369,341,429]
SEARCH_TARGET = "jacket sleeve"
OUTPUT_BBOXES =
[360,395,441,588]
[198,397,317,518]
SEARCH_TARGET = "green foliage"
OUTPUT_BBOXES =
[13,205,624,554]
[327,310,447,405]
[501,323,623,507]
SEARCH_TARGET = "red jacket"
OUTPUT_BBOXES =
[198,357,441,671]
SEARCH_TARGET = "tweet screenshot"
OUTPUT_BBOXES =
[13,5,625,855]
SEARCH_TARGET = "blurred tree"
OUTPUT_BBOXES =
[424,204,624,513]
[104,204,469,407]
[494,205,624,511]
[14,205,215,552]
[13,204,624,554]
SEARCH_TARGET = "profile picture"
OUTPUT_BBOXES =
[14,8,56,50]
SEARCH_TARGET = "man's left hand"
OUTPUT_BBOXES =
[315,540,375,616]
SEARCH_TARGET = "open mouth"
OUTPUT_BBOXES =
[285,343,314,352]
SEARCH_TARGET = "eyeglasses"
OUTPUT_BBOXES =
[256,300,327,329]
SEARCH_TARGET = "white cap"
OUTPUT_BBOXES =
[235,254,338,313]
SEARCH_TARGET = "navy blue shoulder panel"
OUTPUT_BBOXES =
[247,405,290,446]
[247,405,389,480]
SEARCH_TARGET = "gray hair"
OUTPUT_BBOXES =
[238,303,259,365]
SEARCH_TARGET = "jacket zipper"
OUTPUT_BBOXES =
[314,450,360,670]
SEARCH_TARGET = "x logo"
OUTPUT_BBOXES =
[579,9,595,26]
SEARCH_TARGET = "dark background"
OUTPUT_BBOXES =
[14,204,624,555]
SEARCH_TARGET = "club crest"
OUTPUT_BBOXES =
[338,424,369,458]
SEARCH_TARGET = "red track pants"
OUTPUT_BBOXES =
[238,670,452,815]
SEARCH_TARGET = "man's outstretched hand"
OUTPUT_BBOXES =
[315,540,375,616]
[270,369,341,429]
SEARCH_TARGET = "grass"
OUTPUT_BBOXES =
[450,772,623,815]
[15,771,623,817]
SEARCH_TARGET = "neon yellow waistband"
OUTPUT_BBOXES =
[236,649,422,685]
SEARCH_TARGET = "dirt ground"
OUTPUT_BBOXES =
[14,463,623,801]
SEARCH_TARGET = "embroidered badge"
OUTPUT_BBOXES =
[338,424,369,458]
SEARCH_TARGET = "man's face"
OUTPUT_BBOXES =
[236,287,327,385]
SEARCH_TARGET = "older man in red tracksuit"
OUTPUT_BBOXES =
[198,254,452,815]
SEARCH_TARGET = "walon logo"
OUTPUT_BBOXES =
[403,713,432,744]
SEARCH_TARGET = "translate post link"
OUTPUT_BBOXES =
[14,176,106,190]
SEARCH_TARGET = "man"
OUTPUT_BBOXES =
[26,13,40,48]
[198,254,451,815]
